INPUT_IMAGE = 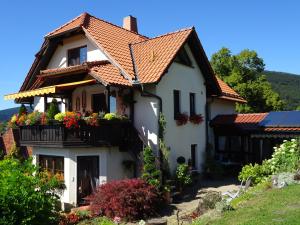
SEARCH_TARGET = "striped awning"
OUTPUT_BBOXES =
[4,79,96,100]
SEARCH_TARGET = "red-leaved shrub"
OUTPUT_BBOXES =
[88,179,162,221]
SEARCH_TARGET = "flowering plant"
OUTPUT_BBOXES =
[175,113,189,126]
[63,112,81,129]
[25,111,41,126]
[54,113,66,122]
[189,114,204,124]
[84,113,99,126]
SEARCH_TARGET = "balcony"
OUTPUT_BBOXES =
[19,120,136,149]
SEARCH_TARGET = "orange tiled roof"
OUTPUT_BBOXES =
[215,77,246,103]
[20,13,220,95]
[131,28,193,83]
[211,113,267,130]
[264,127,300,132]
[89,62,131,86]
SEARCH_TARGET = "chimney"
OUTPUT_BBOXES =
[123,15,138,33]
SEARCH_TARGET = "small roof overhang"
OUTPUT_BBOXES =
[4,79,96,100]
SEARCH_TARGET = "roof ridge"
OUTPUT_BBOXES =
[88,14,148,40]
[131,27,194,45]
[45,12,87,37]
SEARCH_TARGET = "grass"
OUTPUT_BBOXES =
[193,184,300,225]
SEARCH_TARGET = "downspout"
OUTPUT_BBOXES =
[129,44,164,182]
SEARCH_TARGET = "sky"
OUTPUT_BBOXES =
[0,0,299,110]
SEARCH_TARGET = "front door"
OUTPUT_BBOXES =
[77,156,99,205]
[92,94,107,113]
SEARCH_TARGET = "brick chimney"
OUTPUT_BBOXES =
[123,15,138,33]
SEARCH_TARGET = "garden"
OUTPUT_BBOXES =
[191,138,300,224]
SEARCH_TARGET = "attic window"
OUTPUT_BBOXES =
[68,46,87,66]
[174,47,192,66]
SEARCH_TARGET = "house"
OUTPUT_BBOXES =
[211,111,300,164]
[4,13,244,208]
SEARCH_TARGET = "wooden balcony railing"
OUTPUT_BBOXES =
[19,120,135,148]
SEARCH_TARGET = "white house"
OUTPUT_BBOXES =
[4,13,245,208]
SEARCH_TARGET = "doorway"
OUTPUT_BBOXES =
[92,93,107,113]
[77,156,99,205]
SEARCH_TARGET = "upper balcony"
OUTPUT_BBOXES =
[19,120,137,150]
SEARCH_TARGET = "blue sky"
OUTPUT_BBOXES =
[0,0,299,110]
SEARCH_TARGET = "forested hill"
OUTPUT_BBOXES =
[264,71,300,110]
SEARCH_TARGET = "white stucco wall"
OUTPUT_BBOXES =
[133,85,159,152]
[208,98,237,152]
[32,146,132,207]
[47,34,107,69]
[33,97,67,112]
[155,45,207,172]
[210,98,236,120]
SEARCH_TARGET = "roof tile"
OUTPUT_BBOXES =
[215,77,246,103]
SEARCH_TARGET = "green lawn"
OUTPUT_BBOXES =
[193,185,300,225]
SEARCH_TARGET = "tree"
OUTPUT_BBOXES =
[211,47,285,113]
[47,99,60,119]
[18,104,28,115]
[142,146,161,188]
[0,158,63,225]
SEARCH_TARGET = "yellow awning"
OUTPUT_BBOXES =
[4,79,96,100]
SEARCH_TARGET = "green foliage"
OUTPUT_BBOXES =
[239,139,300,185]
[176,163,192,187]
[142,146,161,188]
[18,104,28,115]
[0,158,63,225]
[54,112,65,122]
[0,122,7,134]
[159,113,166,138]
[210,48,285,113]
[265,139,300,174]
[238,163,271,185]
[4,142,24,161]
[103,113,126,121]
[47,99,60,119]
[77,217,115,225]
[264,71,300,110]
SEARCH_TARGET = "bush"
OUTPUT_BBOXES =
[47,99,60,119]
[19,104,28,115]
[77,217,114,225]
[0,158,63,225]
[88,179,162,221]
[239,139,300,185]
[176,163,192,188]
[141,146,161,188]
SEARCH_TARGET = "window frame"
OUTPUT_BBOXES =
[39,155,64,175]
[173,90,181,119]
[190,93,196,116]
[174,47,192,67]
[67,45,87,67]
[191,144,197,169]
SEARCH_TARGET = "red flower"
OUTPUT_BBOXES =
[189,114,204,125]
[175,113,189,126]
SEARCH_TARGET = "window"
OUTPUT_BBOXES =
[173,90,180,119]
[190,93,196,116]
[39,155,64,176]
[191,144,197,169]
[174,48,192,66]
[68,46,87,66]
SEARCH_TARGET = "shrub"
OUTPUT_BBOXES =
[47,99,60,119]
[238,163,271,185]
[239,139,300,185]
[4,142,24,161]
[141,146,161,188]
[77,217,114,225]
[176,163,192,188]
[0,158,63,225]
[19,104,28,115]
[88,179,162,221]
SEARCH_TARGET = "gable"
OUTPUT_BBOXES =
[47,34,107,69]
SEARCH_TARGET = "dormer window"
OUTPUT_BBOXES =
[68,46,87,66]
[174,47,192,66]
